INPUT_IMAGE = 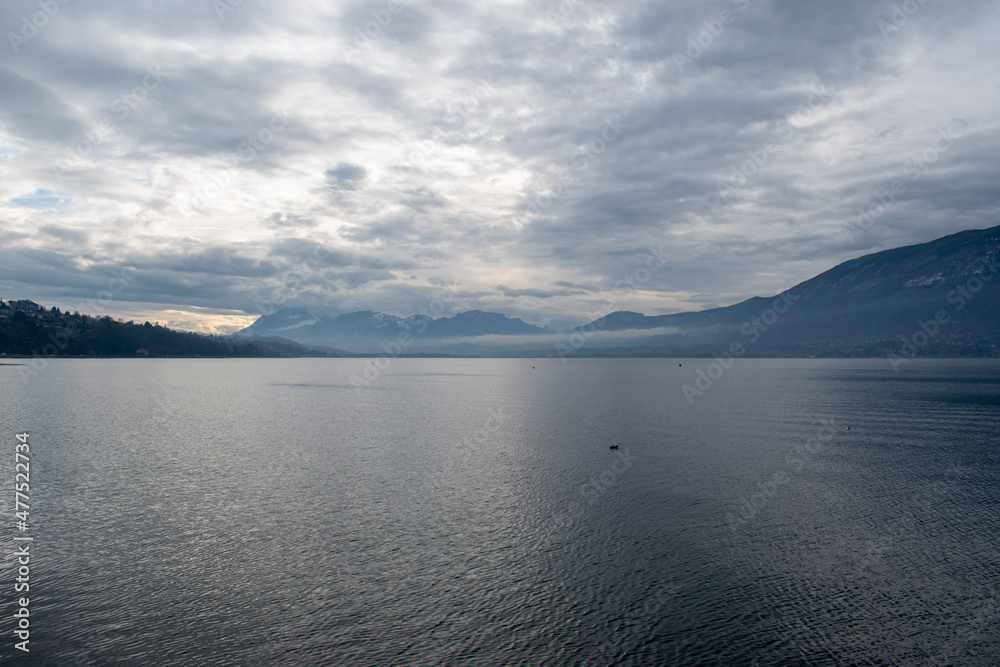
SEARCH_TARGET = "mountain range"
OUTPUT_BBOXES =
[235,224,1000,357]
[235,309,548,352]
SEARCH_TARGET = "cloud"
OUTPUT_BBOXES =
[325,163,368,190]
[38,224,89,244]
[0,0,998,331]
[0,68,85,143]
[498,285,557,299]
[498,283,594,299]
[264,212,318,228]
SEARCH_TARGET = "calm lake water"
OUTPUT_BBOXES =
[1,358,999,665]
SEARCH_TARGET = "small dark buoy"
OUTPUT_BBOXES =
[678,363,682,367]
[609,445,619,450]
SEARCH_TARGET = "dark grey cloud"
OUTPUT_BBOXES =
[498,285,555,299]
[147,248,277,278]
[325,163,368,190]
[554,280,598,292]
[39,224,89,244]
[0,67,84,143]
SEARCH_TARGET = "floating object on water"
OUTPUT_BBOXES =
[609,445,619,450]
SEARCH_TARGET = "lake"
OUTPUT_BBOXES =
[2,358,999,665]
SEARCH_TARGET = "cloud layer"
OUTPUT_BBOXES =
[1,0,998,332]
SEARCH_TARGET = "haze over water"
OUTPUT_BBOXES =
[2,358,999,665]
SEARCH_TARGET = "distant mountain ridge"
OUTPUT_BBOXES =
[236,307,550,352]
[236,224,1000,357]
[566,224,1000,355]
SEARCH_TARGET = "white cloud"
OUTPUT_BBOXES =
[1,0,998,331]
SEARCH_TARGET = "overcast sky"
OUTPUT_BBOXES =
[1,0,998,332]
